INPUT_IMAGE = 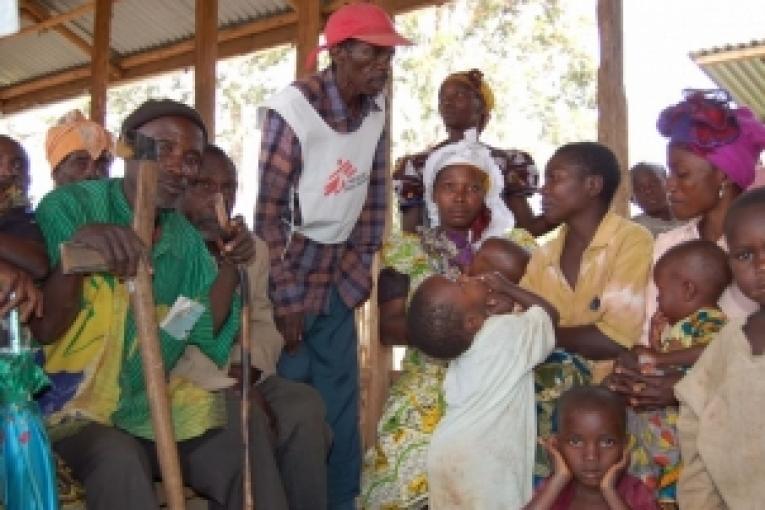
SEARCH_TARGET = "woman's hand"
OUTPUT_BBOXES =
[648,311,669,351]
[625,371,682,411]
[614,348,641,372]
[631,345,662,375]
[607,362,682,411]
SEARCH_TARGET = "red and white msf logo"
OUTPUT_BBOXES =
[323,159,358,196]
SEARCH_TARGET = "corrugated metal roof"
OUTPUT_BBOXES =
[0,0,295,87]
[691,39,765,120]
[0,26,89,87]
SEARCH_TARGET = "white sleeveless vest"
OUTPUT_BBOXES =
[260,86,385,244]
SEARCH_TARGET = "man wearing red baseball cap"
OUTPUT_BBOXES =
[255,3,411,509]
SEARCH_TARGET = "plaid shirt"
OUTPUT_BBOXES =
[255,66,389,316]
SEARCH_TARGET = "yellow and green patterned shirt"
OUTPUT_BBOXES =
[35,178,241,441]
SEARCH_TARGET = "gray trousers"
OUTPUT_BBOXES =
[53,422,244,510]
[53,376,329,510]
[231,374,331,510]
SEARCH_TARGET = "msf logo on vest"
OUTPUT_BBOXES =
[323,159,368,196]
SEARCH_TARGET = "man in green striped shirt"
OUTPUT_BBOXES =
[32,100,253,510]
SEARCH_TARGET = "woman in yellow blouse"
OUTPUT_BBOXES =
[520,142,654,480]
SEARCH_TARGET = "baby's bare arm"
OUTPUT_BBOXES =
[651,345,708,368]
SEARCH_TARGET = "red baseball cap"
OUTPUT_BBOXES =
[306,3,412,68]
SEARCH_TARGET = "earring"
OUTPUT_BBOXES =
[719,183,725,199]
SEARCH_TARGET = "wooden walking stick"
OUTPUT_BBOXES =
[60,132,186,510]
[238,265,254,510]
[215,195,254,510]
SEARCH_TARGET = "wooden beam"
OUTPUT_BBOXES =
[293,0,322,77]
[0,66,92,100]
[90,0,113,125]
[20,0,122,80]
[0,77,91,114]
[121,12,297,69]
[21,3,91,54]
[195,0,218,137]
[597,0,629,215]
[1,2,95,41]
[360,84,392,448]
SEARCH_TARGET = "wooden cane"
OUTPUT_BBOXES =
[60,137,186,510]
[131,161,186,510]
[214,194,254,510]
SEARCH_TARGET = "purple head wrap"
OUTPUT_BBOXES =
[657,90,765,189]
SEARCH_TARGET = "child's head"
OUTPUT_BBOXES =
[630,162,669,217]
[556,386,627,489]
[724,187,765,307]
[541,142,621,223]
[406,274,489,359]
[468,237,530,283]
[653,239,731,324]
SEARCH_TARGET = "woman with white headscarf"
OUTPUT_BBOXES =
[393,69,543,235]
[360,133,536,509]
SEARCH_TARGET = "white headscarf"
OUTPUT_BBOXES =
[422,129,515,245]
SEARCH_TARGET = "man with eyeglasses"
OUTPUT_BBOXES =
[45,109,115,187]
[175,144,331,509]
[31,99,252,510]
[255,3,412,508]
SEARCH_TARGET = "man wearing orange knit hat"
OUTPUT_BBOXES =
[45,110,114,187]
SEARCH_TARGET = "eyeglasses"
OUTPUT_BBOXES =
[342,40,395,65]
[189,177,237,196]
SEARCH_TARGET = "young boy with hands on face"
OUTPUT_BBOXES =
[525,386,659,510]
[407,270,557,509]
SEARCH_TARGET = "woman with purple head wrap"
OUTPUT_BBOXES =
[651,90,765,313]
[658,89,765,194]
[606,90,765,506]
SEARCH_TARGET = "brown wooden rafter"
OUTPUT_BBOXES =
[19,0,122,80]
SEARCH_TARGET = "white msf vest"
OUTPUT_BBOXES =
[261,86,385,244]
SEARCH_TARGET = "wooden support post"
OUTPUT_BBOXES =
[90,0,112,125]
[597,0,629,215]
[131,161,186,510]
[360,86,393,448]
[292,0,322,78]
[195,0,218,137]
